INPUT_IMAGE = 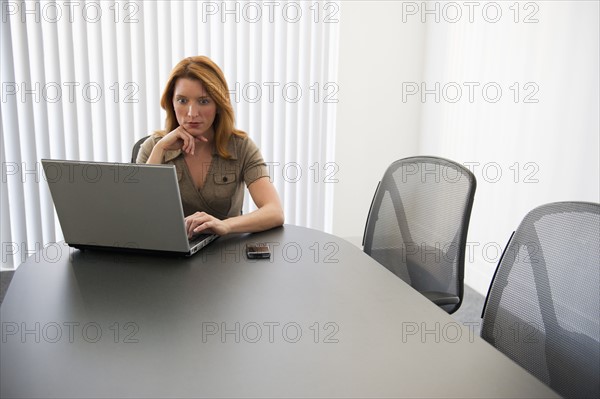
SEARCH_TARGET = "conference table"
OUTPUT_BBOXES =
[0,225,558,398]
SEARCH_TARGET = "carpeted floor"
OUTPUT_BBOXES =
[0,270,15,306]
[451,284,486,336]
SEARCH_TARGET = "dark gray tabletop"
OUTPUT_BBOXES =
[0,225,558,398]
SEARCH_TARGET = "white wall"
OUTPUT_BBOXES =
[333,1,426,246]
[333,1,600,295]
[418,1,600,294]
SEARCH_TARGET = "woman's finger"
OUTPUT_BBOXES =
[180,127,196,155]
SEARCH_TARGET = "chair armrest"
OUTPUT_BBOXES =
[422,291,460,306]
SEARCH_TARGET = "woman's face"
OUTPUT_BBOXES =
[173,78,218,139]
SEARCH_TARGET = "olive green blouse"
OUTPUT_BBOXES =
[136,133,269,219]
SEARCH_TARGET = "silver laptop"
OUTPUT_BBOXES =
[41,159,218,256]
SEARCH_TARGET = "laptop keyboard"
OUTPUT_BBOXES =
[189,233,212,245]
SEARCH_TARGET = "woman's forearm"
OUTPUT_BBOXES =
[223,202,285,234]
[146,143,166,164]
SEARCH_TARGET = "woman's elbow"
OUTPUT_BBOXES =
[273,205,285,227]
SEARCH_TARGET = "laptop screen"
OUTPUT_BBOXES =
[42,160,194,253]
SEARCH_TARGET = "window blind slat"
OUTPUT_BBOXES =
[131,1,147,145]
[115,3,134,162]
[11,10,45,254]
[157,1,172,91]
[56,6,79,160]
[101,1,121,160]
[143,2,160,135]
[2,16,26,269]
[184,1,198,58]
[25,5,55,245]
[170,0,184,64]
[86,3,108,161]
[40,7,66,162]
[72,8,94,161]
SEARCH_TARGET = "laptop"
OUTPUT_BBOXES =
[41,159,218,256]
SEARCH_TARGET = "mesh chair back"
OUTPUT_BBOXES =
[131,135,150,163]
[363,156,476,313]
[481,202,600,398]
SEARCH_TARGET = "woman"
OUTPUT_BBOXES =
[137,56,284,237]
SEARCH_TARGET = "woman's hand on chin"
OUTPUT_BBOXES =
[159,126,208,155]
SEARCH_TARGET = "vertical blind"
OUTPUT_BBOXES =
[1,0,340,269]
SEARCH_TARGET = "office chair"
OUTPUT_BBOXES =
[131,135,151,163]
[362,156,476,314]
[481,201,600,399]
